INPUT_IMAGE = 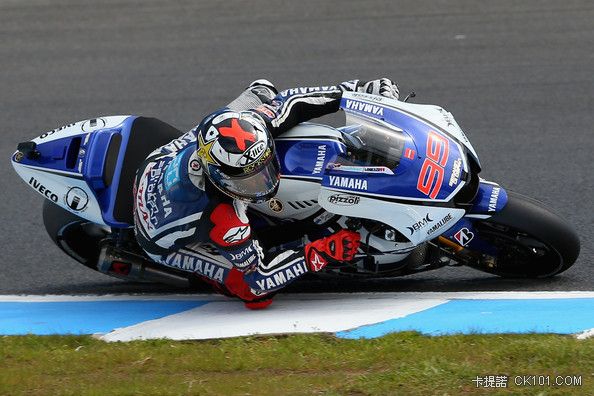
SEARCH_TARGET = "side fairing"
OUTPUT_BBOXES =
[250,123,345,220]
[318,188,465,246]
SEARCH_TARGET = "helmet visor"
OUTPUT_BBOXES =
[211,157,280,203]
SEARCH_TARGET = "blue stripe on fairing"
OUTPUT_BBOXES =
[0,300,210,335]
[337,299,594,339]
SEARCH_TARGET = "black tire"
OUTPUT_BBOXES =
[42,200,109,270]
[470,190,580,278]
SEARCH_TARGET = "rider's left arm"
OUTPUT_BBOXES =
[252,79,399,136]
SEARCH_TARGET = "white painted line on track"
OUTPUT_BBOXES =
[101,294,447,342]
[2,292,592,341]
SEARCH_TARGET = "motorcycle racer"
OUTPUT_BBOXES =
[133,78,399,308]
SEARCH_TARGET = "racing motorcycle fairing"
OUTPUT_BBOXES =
[319,187,466,246]
[336,92,474,203]
[11,116,182,228]
[340,92,480,166]
[11,116,132,227]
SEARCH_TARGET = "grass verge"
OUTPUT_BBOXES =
[1,332,592,395]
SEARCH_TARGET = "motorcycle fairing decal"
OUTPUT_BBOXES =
[336,97,469,202]
[13,163,85,180]
[341,92,480,166]
[275,137,346,180]
[249,178,320,220]
[416,131,450,199]
[11,163,107,226]
[441,218,499,256]
[319,187,465,245]
[30,116,130,145]
[468,180,508,214]
[11,115,139,228]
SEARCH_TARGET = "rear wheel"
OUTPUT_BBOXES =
[468,191,580,278]
[42,200,109,271]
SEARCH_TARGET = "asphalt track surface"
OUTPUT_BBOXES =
[1,0,592,294]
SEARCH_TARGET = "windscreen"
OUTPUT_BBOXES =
[337,114,407,170]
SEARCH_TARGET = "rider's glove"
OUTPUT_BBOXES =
[304,230,361,272]
[360,78,400,99]
[248,79,278,101]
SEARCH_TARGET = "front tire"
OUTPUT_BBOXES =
[469,191,580,278]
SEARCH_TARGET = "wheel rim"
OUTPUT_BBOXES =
[476,222,564,277]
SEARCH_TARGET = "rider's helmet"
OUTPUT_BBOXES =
[196,110,280,203]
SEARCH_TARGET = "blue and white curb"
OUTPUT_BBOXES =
[0,292,592,342]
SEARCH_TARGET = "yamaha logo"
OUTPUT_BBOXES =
[65,187,89,212]
[269,198,283,212]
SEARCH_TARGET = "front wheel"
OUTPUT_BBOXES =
[467,191,580,278]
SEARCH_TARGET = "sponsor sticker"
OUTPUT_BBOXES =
[189,159,201,172]
[312,145,327,175]
[344,99,385,116]
[81,118,106,132]
[426,213,454,237]
[28,177,58,203]
[488,187,501,212]
[449,158,463,186]
[453,227,475,246]
[404,148,416,160]
[268,198,283,212]
[406,214,433,235]
[327,194,360,206]
[240,140,267,166]
[328,175,368,190]
[65,187,89,212]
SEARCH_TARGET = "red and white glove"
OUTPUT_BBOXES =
[304,230,361,272]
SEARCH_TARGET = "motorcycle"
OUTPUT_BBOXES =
[11,91,580,288]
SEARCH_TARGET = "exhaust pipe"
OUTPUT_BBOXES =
[97,244,190,288]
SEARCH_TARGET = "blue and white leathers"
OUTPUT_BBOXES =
[132,80,373,298]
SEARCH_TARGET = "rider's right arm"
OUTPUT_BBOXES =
[199,191,360,295]
[199,193,311,294]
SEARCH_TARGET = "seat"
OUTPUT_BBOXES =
[107,117,182,226]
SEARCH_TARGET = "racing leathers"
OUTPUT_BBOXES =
[133,78,397,305]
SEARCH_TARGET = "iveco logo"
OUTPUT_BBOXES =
[406,214,433,235]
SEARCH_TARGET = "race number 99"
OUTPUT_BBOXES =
[417,132,450,199]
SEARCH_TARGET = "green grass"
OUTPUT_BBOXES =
[1,333,592,395]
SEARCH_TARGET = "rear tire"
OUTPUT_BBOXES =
[42,200,109,270]
[469,191,580,278]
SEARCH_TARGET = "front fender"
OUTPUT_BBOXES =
[438,179,507,251]
[467,179,508,217]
